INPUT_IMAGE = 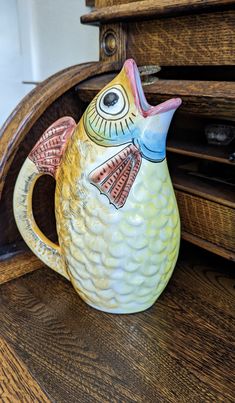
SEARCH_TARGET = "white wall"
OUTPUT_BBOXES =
[17,0,99,82]
[0,0,35,126]
[0,0,99,127]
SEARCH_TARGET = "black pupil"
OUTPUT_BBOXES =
[103,92,119,107]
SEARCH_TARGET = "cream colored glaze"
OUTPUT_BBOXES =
[13,158,68,279]
[54,120,180,313]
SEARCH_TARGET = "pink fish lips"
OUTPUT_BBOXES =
[124,58,182,117]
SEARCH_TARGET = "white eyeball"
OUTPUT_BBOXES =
[97,85,129,120]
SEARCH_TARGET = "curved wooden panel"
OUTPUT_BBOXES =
[0,61,119,198]
[0,61,120,269]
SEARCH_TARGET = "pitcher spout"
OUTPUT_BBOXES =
[123,59,181,162]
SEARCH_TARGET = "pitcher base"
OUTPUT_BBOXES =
[85,301,156,314]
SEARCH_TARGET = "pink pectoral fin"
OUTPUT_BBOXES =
[89,144,142,209]
[29,116,76,177]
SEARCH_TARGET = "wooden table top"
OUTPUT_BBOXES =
[0,244,234,402]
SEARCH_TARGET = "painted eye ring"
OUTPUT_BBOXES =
[96,85,129,120]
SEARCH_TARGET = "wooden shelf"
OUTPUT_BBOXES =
[81,0,235,24]
[167,138,235,165]
[0,251,44,285]
[181,231,235,261]
[171,169,235,258]
[76,75,235,121]
[171,168,235,209]
[0,335,50,402]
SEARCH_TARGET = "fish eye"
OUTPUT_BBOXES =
[103,92,119,107]
[97,86,129,120]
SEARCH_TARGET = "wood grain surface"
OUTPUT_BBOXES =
[127,11,235,66]
[181,231,235,261]
[82,0,235,24]
[0,244,234,402]
[95,0,138,8]
[86,0,95,6]
[0,336,49,402]
[171,170,235,209]
[95,0,137,8]
[0,251,45,285]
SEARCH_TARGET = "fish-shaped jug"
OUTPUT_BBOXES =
[13,59,182,314]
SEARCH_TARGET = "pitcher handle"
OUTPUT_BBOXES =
[13,117,76,280]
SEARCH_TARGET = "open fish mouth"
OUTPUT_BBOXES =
[88,59,182,209]
[124,59,182,117]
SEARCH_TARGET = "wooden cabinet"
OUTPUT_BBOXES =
[82,0,235,261]
[0,2,234,401]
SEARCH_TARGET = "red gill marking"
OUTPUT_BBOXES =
[89,144,142,209]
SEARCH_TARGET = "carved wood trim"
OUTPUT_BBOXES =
[82,0,235,24]
[100,23,127,63]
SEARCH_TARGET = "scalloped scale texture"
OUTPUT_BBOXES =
[55,132,180,314]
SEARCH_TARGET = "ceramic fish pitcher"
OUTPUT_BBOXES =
[14,59,182,314]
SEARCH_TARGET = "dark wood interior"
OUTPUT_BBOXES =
[76,73,235,120]
[0,244,234,402]
[0,0,234,400]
